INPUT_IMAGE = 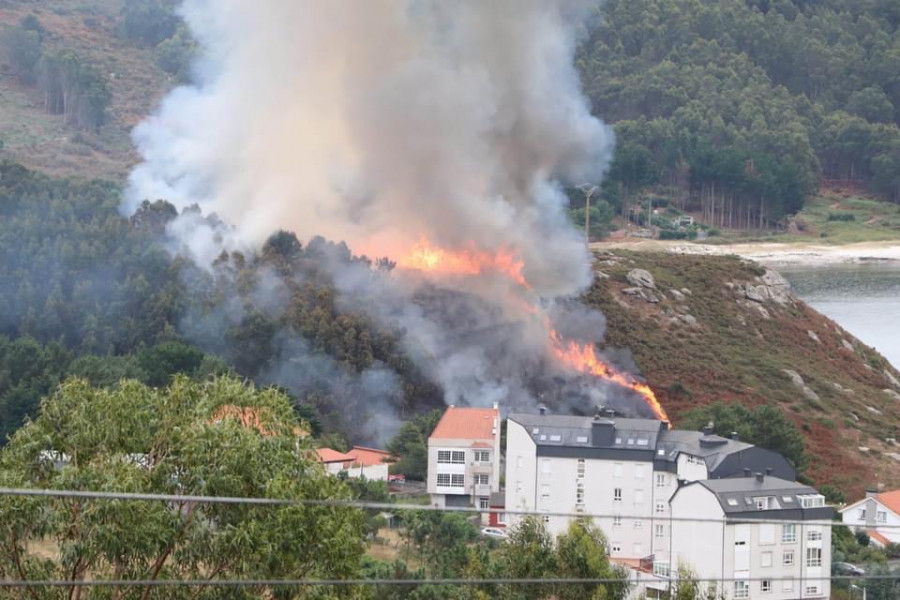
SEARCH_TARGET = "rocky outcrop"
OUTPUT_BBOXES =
[885,370,900,390]
[782,369,819,401]
[885,389,900,401]
[737,269,793,306]
[626,269,656,289]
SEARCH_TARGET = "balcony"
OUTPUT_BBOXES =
[474,484,492,497]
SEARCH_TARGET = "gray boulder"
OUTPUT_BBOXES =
[626,269,656,289]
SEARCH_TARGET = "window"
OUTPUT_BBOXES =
[532,428,539,434]
[450,474,464,488]
[734,581,749,599]
[549,434,561,442]
[498,513,506,524]
[656,473,667,487]
[437,473,451,486]
[806,547,822,567]
[516,456,523,469]
[577,459,585,478]
[541,484,550,500]
[473,450,490,463]
[613,516,622,527]
[451,451,465,464]
[782,524,796,543]
[781,495,794,504]
[859,509,866,520]
[542,514,550,524]
[783,550,794,566]
[541,459,552,475]
[515,480,522,493]
[576,483,584,505]
[633,519,643,529]
[637,438,649,446]
[655,502,666,514]
[635,465,645,479]
[576,436,588,443]
[634,489,644,505]
[614,463,623,478]
[655,524,665,539]
[878,510,888,524]
[782,578,794,592]
[479,497,489,510]
[761,552,772,568]
[761,580,772,593]
[806,584,819,595]
[615,437,622,445]
[807,528,822,541]
[437,450,451,464]
[611,543,622,554]
[798,494,825,508]
[627,438,635,445]
[653,562,670,577]
[613,488,622,503]
[475,474,489,486]
[727,498,739,506]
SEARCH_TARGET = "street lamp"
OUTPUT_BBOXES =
[851,583,867,600]
[577,183,598,246]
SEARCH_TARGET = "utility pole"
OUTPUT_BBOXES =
[577,184,598,247]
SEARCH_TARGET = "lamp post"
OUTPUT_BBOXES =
[577,184,598,247]
[851,583,867,600]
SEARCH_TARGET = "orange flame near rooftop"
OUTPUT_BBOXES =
[394,237,669,423]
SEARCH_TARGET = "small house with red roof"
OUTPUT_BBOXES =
[427,404,501,515]
[840,488,900,547]
[315,446,394,481]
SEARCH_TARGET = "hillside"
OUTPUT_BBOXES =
[587,250,900,495]
[0,0,175,180]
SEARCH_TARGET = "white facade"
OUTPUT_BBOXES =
[427,406,501,509]
[670,481,831,600]
[839,492,900,546]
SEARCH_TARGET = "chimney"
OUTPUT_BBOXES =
[765,467,773,476]
[866,487,878,498]
[743,468,751,478]
[538,405,547,416]
[702,421,714,436]
[591,415,615,447]
[755,472,764,482]
[605,408,616,419]
[730,431,740,441]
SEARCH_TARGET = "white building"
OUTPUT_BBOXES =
[427,404,501,510]
[504,409,801,594]
[839,489,900,547]
[315,446,393,481]
[670,476,832,600]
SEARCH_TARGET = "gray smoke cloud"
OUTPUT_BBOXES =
[125,1,641,424]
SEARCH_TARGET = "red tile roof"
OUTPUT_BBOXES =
[316,448,356,464]
[429,406,498,441]
[347,446,394,467]
[878,490,900,515]
[868,529,890,547]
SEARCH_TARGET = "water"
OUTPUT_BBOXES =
[778,263,900,369]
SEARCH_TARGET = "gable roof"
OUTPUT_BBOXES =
[430,406,498,441]
[316,448,356,464]
[868,529,890,547]
[875,490,900,515]
[509,413,663,450]
[347,446,394,467]
[674,476,832,520]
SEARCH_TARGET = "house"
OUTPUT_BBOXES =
[315,446,393,481]
[839,488,900,547]
[504,408,802,594]
[488,492,506,528]
[669,475,832,600]
[427,404,501,510]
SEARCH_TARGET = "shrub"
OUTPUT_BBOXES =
[827,212,856,222]
[0,23,43,84]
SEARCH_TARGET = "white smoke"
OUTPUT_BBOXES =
[126,0,612,298]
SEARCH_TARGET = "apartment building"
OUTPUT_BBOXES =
[504,410,799,570]
[669,475,833,600]
[427,404,501,509]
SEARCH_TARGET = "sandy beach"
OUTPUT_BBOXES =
[591,239,900,267]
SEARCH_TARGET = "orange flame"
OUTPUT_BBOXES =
[549,329,670,424]
[396,237,529,288]
[392,237,669,423]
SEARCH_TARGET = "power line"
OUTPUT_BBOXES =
[0,575,896,588]
[0,486,865,528]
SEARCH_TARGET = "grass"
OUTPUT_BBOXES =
[588,250,900,496]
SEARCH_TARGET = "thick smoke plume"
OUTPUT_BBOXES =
[125,1,647,426]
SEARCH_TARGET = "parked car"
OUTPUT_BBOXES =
[834,562,866,576]
[387,474,406,484]
[480,527,509,540]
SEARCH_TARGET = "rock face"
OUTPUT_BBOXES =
[885,370,900,390]
[885,389,900,401]
[626,269,656,289]
[760,269,792,305]
[782,369,819,401]
[808,330,821,344]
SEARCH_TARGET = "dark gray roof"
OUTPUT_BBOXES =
[688,476,828,517]
[509,413,663,450]
[656,429,752,468]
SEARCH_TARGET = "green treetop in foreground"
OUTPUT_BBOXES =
[0,376,366,599]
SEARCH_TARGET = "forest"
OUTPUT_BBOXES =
[580,0,900,230]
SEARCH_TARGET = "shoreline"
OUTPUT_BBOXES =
[591,239,900,267]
